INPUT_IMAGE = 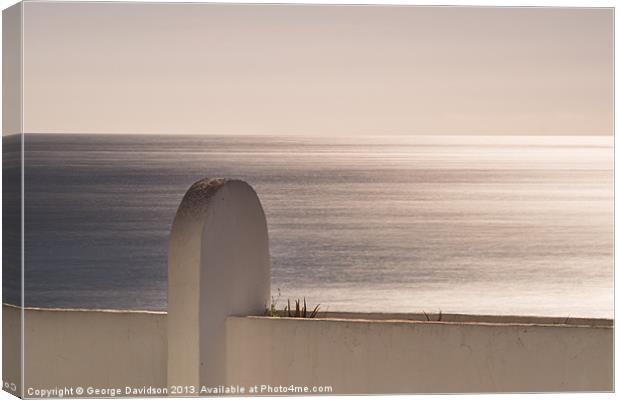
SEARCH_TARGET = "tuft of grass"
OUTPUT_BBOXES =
[265,291,321,318]
[285,297,321,318]
[422,310,443,322]
[265,288,282,317]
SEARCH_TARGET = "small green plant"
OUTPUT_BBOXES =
[265,288,282,317]
[422,310,443,322]
[284,297,321,318]
[264,290,320,318]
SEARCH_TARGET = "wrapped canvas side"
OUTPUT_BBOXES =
[3,2,23,398]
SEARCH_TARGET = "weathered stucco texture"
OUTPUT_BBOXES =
[3,305,166,395]
[226,315,613,393]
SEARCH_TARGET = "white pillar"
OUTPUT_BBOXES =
[167,178,271,389]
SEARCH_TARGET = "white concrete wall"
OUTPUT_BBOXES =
[226,315,613,394]
[2,305,21,397]
[3,305,613,395]
[314,311,613,327]
[3,304,166,396]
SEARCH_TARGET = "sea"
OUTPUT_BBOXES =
[5,134,614,317]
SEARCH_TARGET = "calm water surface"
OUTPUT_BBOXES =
[10,134,613,317]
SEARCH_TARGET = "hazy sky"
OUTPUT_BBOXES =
[22,3,613,135]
